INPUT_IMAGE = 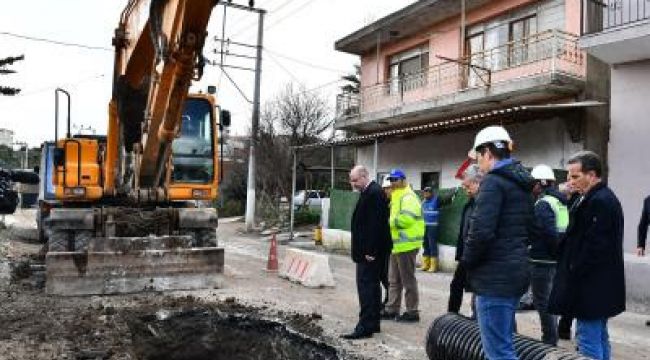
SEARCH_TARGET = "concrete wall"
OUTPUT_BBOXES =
[355,117,582,189]
[608,59,650,253]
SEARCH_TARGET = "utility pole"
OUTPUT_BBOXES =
[212,1,265,231]
[244,7,265,231]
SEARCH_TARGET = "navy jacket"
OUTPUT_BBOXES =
[529,187,567,262]
[351,181,392,263]
[549,182,626,319]
[455,197,476,261]
[462,161,533,297]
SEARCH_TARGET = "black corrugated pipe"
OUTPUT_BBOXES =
[426,313,591,360]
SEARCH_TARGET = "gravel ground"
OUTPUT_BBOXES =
[0,210,648,360]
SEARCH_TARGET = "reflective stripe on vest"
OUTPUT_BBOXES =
[537,195,569,233]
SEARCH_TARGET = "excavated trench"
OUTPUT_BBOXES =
[127,308,341,360]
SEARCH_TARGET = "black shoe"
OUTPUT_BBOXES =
[340,329,373,340]
[645,320,650,327]
[380,310,398,320]
[396,311,420,322]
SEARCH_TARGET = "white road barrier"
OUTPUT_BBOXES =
[279,248,335,288]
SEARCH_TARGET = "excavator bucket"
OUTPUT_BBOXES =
[44,208,224,296]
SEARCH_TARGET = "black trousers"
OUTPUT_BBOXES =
[448,262,467,313]
[356,259,382,331]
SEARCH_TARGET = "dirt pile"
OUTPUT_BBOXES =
[0,213,357,360]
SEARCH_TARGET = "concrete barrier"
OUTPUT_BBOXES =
[279,248,335,288]
[624,253,650,314]
[321,228,351,252]
[437,244,458,272]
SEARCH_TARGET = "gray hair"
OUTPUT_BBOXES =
[463,164,483,182]
[350,165,369,179]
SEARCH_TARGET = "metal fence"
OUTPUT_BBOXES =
[582,0,650,35]
[336,30,585,119]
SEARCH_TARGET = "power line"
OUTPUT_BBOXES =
[0,31,112,52]
[228,0,297,38]
[0,73,107,100]
[263,48,347,74]
[263,0,318,32]
[264,51,303,84]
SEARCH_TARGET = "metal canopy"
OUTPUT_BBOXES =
[293,101,606,150]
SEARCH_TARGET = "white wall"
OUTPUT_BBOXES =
[356,117,582,190]
[608,60,650,252]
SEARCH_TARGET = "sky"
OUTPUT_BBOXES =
[0,0,412,147]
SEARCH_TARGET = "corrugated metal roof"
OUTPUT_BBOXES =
[293,101,606,150]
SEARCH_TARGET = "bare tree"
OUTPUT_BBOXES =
[0,55,24,96]
[271,83,334,147]
[248,83,334,225]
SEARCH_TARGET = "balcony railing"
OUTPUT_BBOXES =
[336,30,586,120]
[582,0,650,35]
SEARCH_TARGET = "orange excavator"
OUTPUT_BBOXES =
[44,0,229,295]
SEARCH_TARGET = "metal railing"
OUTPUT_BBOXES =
[582,0,650,35]
[336,30,585,119]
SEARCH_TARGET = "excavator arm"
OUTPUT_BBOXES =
[108,0,218,196]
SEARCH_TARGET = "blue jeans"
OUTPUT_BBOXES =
[422,224,438,256]
[576,318,610,360]
[530,263,558,345]
[476,295,519,360]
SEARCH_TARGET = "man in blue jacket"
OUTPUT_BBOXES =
[462,125,533,360]
[419,187,439,272]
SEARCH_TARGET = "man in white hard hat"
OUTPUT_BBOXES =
[462,125,533,360]
[529,164,569,346]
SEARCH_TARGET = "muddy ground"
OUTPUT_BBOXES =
[0,211,359,360]
[1,210,648,360]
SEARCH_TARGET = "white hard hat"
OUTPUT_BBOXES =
[382,177,391,188]
[531,164,556,181]
[469,126,512,159]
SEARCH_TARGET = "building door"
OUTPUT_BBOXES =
[421,172,440,190]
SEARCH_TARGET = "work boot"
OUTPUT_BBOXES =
[396,311,420,323]
[427,257,439,273]
[419,256,431,271]
[380,309,398,320]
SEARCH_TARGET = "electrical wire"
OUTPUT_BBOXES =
[0,73,107,100]
[0,31,112,52]
[263,48,347,74]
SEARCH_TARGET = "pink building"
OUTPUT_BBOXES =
[333,0,610,192]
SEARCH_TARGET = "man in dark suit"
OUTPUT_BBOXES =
[341,165,392,340]
[549,151,625,360]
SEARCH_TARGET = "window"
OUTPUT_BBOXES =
[388,45,429,94]
[465,33,485,87]
[171,98,215,184]
[509,15,537,66]
[421,172,440,190]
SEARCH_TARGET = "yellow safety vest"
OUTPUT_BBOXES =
[389,186,425,254]
[538,195,569,233]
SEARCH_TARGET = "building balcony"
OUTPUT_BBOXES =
[335,30,586,132]
[580,0,650,64]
